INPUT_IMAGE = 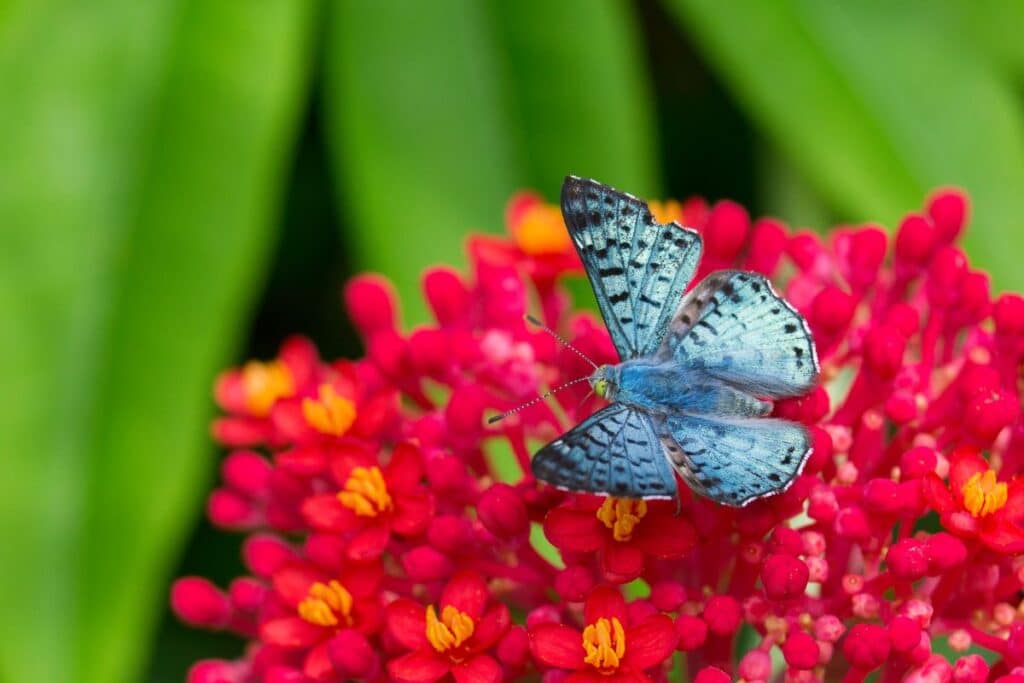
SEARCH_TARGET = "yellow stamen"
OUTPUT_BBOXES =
[596,497,648,542]
[297,580,353,627]
[512,203,571,255]
[582,617,626,671]
[961,470,1008,518]
[648,199,684,225]
[242,359,294,416]
[302,384,357,436]
[425,605,475,654]
[337,466,393,517]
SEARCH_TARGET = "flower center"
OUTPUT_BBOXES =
[596,497,648,542]
[425,605,475,655]
[242,359,294,416]
[302,384,357,436]
[582,616,626,672]
[297,580,353,628]
[512,203,571,255]
[961,470,1007,518]
[337,466,393,517]
[648,199,684,225]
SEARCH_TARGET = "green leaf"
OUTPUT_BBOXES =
[324,0,524,324]
[0,2,316,682]
[324,0,660,324]
[488,0,660,198]
[666,0,1024,292]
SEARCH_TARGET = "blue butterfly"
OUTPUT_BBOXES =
[530,177,820,507]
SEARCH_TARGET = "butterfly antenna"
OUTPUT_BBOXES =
[487,376,591,425]
[524,314,598,369]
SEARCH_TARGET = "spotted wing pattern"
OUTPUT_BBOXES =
[561,176,702,360]
[656,270,818,397]
[656,414,811,507]
[532,404,677,499]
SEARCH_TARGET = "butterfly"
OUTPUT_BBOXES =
[529,176,820,507]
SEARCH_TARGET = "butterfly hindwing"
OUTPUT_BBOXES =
[561,176,702,360]
[656,414,811,507]
[531,404,677,499]
[656,270,818,397]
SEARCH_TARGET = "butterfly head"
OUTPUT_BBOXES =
[590,365,618,400]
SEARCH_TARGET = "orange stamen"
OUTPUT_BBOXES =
[582,616,626,671]
[648,199,684,225]
[961,470,1008,518]
[512,203,571,255]
[596,497,647,542]
[425,605,475,654]
[302,384,356,436]
[297,580,353,627]
[337,466,393,517]
[242,359,294,416]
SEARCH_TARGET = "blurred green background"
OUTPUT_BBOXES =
[2,1,1024,682]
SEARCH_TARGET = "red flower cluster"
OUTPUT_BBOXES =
[173,186,1024,682]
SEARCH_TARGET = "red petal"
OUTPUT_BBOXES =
[529,623,584,669]
[632,513,696,559]
[301,494,360,533]
[949,449,988,498]
[452,654,502,683]
[1002,479,1024,520]
[600,542,645,582]
[922,474,956,514]
[584,585,628,626]
[544,507,605,553]
[340,560,384,597]
[980,517,1024,554]
[280,335,319,388]
[346,522,391,561]
[272,566,324,606]
[622,615,677,670]
[564,673,608,683]
[386,598,428,650]
[261,617,325,648]
[441,571,489,620]
[392,492,435,536]
[303,642,334,682]
[387,649,450,683]
[471,604,511,651]
[386,442,424,494]
[270,399,316,442]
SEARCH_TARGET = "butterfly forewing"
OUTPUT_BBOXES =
[561,176,702,360]
[656,415,811,507]
[531,404,677,499]
[656,270,818,397]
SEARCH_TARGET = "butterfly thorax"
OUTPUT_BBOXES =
[594,361,772,418]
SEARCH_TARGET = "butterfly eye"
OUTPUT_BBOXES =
[594,379,609,398]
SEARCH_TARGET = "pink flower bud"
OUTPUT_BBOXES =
[423,267,470,325]
[889,615,922,652]
[228,577,266,613]
[676,614,708,651]
[744,218,788,274]
[327,630,376,678]
[806,556,829,583]
[497,626,530,669]
[927,247,967,307]
[902,446,938,479]
[554,566,594,602]
[427,515,473,552]
[923,533,967,573]
[242,534,295,577]
[810,286,856,333]
[400,545,453,582]
[888,539,929,580]
[704,595,742,635]
[895,213,935,267]
[477,483,529,538]
[695,666,731,683]
[762,554,809,600]
[995,293,1024,336]
[650,580,687,611]
[782,631,820,670]
[843,624,890,671]
[835,506,871,540]
[953,655,989,683]
[864,325,907,379]
[814,615,846,642]
[704,200,749,261]
[927,188,969,244]
[344,274,397,334]
[905,654,953,683]
[739,649,772,681]
[188,660,243,683]
[171,577,231,628]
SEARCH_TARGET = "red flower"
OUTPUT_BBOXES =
[924,447,1024,553]
[301,442,434,560]
[529,585,676,682]
[543,496,697,582]
[258,559,384,681]
[386,571,510,683]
